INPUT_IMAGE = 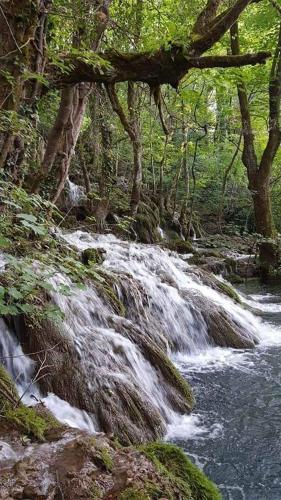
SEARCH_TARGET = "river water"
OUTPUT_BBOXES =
[2,232,281,499]
[170,281,281,500]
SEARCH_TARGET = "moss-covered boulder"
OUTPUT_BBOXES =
[0,419,221,500]
[216,280,241,303]
[81,247,106,266]
[0,364,60,441]
[164,239,195,254]
[141,443,222,500]
[132,201,160,243]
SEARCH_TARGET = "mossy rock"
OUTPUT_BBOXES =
[227,273,244,285]
[0,364,60,441]
[224,257,237,272]
[164,239,194,254]
[132,202,160,244]
[216,281,241,303]
[120,487,150,500]
[81,248,105,266]
[142,443,222,500]
[188,254,207,266]
[199,249,222,258]
[95,270,126,316]
[0,364,18,412]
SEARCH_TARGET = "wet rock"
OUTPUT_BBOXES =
[203,307,257,349]
[0,424,221,500]
[132,201,160,244]
[163,239,194,254]
[81,247,106,265]
[10,314,193,445]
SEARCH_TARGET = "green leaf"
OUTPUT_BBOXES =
[16,213,38,223]
[18,304,36,313]
[0,236,10,248]
[40,282,55,291]
[7,287,23,300]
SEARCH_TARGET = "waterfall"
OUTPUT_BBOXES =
[0,230,273,439]
[63,231,262,349]
[0,318,95,432]
[67,179,85,207]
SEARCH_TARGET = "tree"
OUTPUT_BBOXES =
[230,21,281,239]
[0,0,270,192]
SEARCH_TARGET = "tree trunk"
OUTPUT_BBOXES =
[158,135,169,218]
[131,138,142,214]
[231,21,281,280]
[52,84,90,204]
[252,178,275,237]
[0,0,49,173]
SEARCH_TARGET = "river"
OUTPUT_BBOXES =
[1,232,281,499]
[170,281,281,500]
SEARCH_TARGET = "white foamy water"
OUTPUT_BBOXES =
[166,413,223,441]
[67,178,85,207]
[0,319,95,432]
[2,230,281,441]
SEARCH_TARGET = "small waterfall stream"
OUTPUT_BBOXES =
[1,230,281,496]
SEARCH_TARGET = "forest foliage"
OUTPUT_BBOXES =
[0,0,281,239]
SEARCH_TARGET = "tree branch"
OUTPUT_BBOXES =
[192,0,222,36]
[105,83,136,142]
[188,52,270,69]
[190,0,254,55]
[51,47,270,88]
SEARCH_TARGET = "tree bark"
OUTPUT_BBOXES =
[0,0,50,172]
[33,0,111,197]
[231,21,281,280]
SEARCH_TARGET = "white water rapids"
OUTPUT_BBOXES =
[1,231,281,441]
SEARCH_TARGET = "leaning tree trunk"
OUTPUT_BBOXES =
[52,83,91,204]
[32,0,111,197]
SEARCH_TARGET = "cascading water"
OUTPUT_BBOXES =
[66,178,85,207]
[2,229,281,495]
[62,230,263,352]
[0,308,95,432]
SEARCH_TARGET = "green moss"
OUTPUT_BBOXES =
[95,271,126,316]
[91,483,102,499]
[99,446,114,471]
[224,257,237,272]
[120,487,150,500]
[188,254,206,266]
[217,281,241,303]
[133,202,160,244]
[5,406,50,440]
[142,443,222,500]
[228,273,244,285]
[160,355,195,409]
[89,439,114,472]
[0,364,18,412]
[0,364,60,441]
[144,480,171,498]
[82,248,105,266]
[164,239,194,254]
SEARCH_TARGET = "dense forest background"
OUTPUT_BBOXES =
[1,0,281,243]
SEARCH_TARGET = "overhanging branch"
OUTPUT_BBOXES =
[50,48,270,88]
[188,52,271,69]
